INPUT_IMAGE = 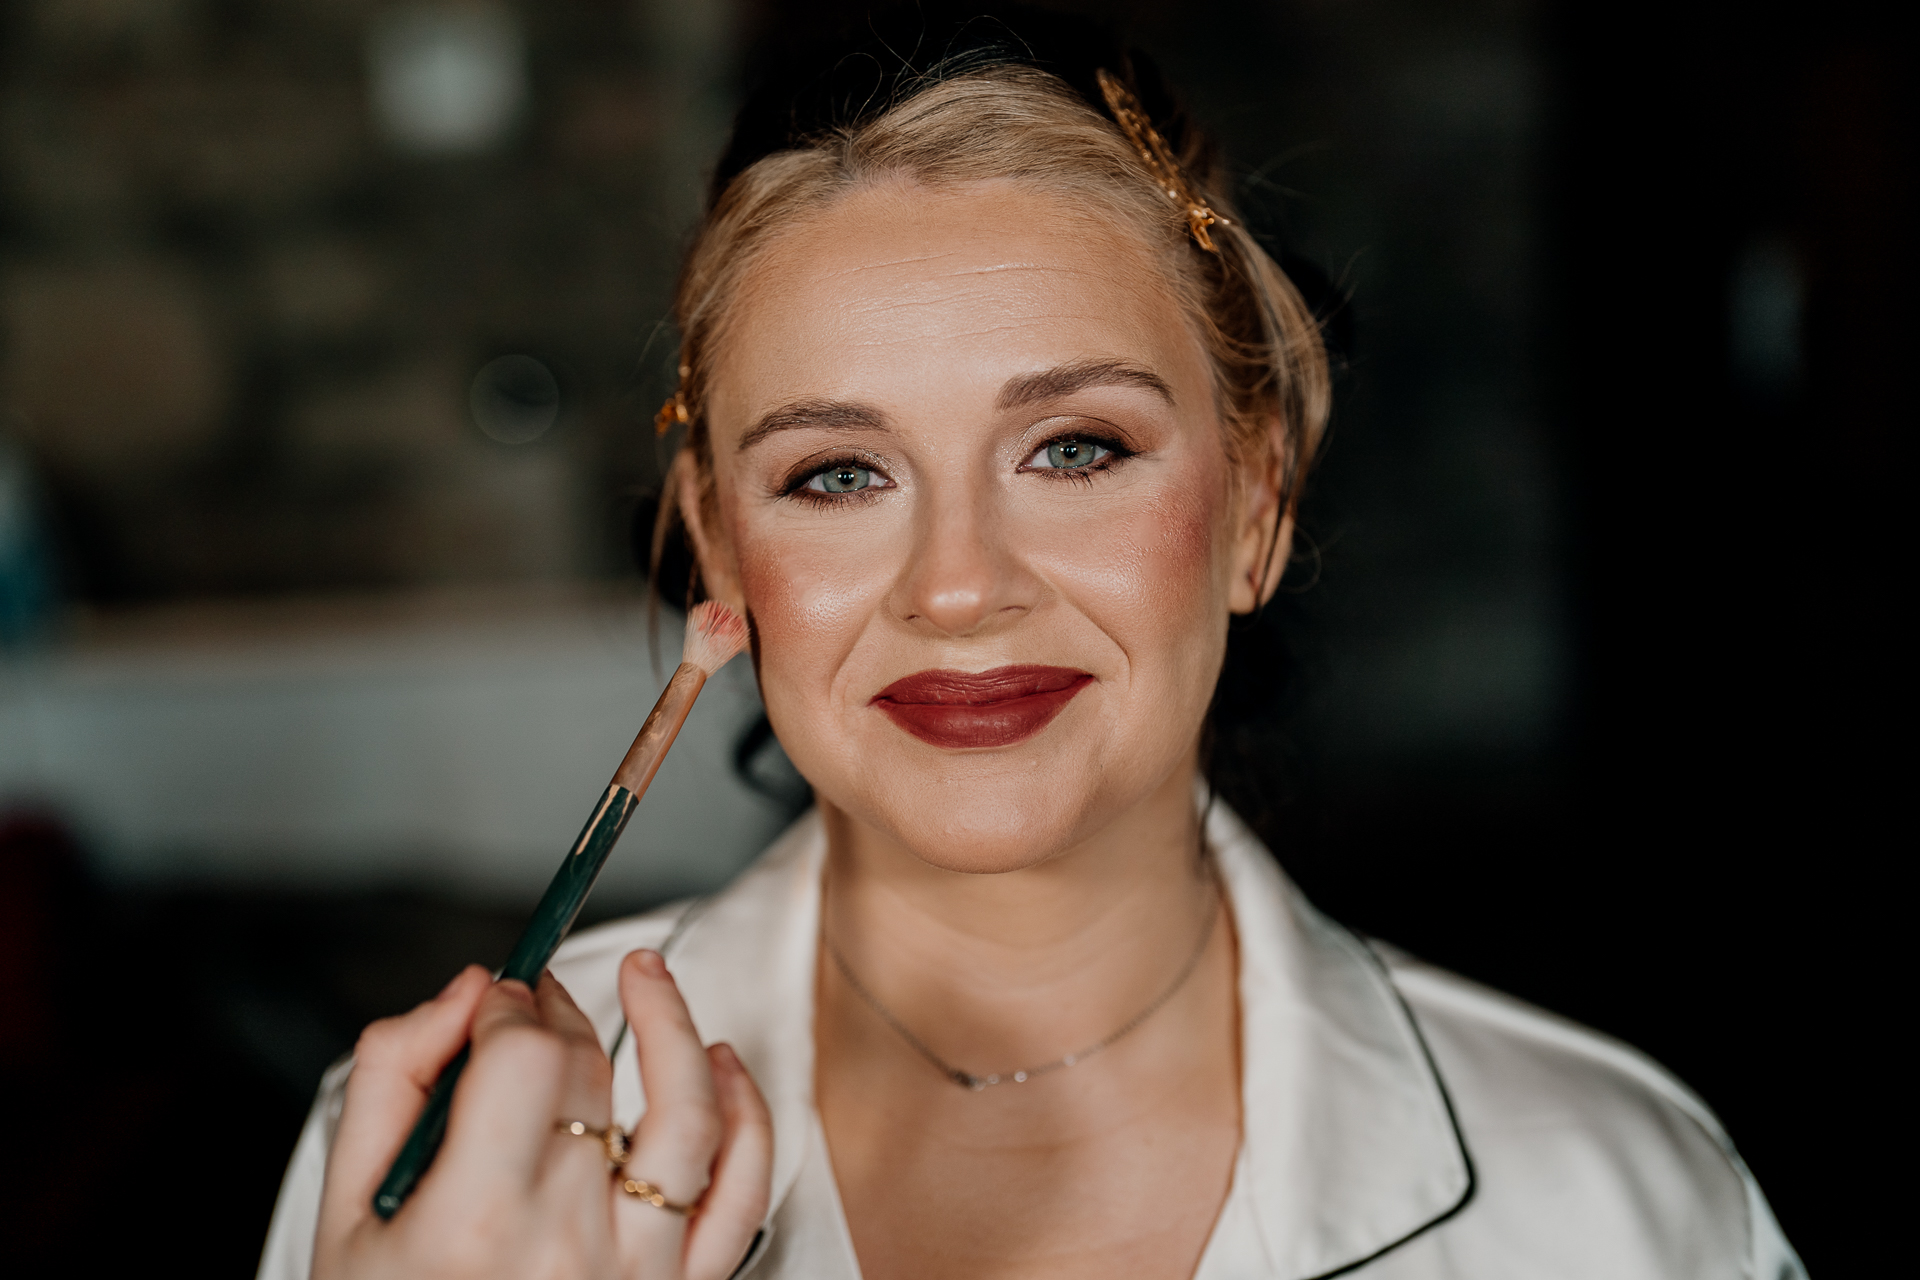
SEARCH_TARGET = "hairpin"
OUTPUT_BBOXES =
[654,394,689,436]
[654,364,692,436]
[1095,68,1227,254]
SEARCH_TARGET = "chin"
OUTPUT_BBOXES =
[902,811,1085,875]
[816,735,1171,876]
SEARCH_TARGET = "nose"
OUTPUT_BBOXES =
[891,482,1031,638]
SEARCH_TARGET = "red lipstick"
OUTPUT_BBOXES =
[871,665,1092,750]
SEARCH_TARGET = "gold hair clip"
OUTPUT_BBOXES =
[1096,68,1226,254]
[654,393,689,436]
[654,364,692,436]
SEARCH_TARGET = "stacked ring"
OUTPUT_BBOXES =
[555,1119,630,1169]
[556,1120,696,1215]
[621,1178,698,1217]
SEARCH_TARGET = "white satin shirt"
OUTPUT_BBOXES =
[260,804,1805,1279]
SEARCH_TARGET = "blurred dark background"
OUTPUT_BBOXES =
[1,0,1904,1273]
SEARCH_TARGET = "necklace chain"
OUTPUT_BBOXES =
[825,863,1222,1091]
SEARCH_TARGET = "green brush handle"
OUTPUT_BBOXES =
[372,783,639,1219]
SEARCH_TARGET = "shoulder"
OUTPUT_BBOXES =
[1380,941,1731,1149]
[1375,944,1804,1279]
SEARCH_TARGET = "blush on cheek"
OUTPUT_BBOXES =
[732,528,906,815]
[732,528,887,700]
[1151,483,1222,582]
[1108,477,1230,621]
[1165,438,1248,600]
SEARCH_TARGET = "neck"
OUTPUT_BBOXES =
[817,761,1217,1070]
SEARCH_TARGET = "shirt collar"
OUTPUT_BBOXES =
[666,804,1471,1279]
[1206,800,1472,1276]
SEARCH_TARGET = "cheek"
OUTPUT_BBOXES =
[1040,461,1231,662]
[737,535,863,637]
[1144,481,1226,600]
[730,511,897,708]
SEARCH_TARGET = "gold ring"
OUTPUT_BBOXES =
[555,1119,630,1168]
[621,1178,697,1217]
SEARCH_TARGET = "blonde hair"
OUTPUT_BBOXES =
[654,63,1331,598]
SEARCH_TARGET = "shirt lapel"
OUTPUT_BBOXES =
[1210,802,1473,1278]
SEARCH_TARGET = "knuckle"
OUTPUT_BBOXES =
[484,1023,567,1076]
[428,1194,520,1274]
[574,1045,614,1094]
[352,1016,408,1064]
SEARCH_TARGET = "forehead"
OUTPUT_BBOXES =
[710,179,1208,420]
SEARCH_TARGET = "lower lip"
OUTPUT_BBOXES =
[872,669,1093,750]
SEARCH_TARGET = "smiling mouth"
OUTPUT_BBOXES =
[870,665,1093,750]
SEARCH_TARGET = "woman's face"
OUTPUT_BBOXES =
[691,179,1277,873]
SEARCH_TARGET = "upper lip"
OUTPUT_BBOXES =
[871,665,1092,705]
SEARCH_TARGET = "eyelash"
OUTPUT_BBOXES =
[779,432,1136,505]
[780,453,894,507]
[1020,432,1132,486]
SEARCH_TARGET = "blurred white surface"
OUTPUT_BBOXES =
[0,587,795,906]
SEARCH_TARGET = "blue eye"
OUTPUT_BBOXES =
[1030,439,1112,470]
[806,464,877,494]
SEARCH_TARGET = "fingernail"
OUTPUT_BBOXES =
[437,968,469,999]
[634,949,667,978]
[712,1042,739,1070]
[496,978,535,1005]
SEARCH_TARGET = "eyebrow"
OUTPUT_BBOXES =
[734,359,1175,452]
[995,359,1174,411]
[737,399,889,452]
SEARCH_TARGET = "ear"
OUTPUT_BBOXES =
[1227,418,1295,615]
[671,448,748,616]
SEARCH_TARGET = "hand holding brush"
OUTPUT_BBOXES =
[372,601,751,1218]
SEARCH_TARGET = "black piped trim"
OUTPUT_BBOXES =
[727,1227,769,1279]
[1299,932,1480,1279]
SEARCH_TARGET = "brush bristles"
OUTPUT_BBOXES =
[682,601,749,675]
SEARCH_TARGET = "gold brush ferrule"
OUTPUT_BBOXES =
[611,662,708,798]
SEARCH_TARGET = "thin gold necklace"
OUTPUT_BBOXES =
[825,864,1222,1091]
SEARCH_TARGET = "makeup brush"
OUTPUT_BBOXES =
[373,601,751,1218]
